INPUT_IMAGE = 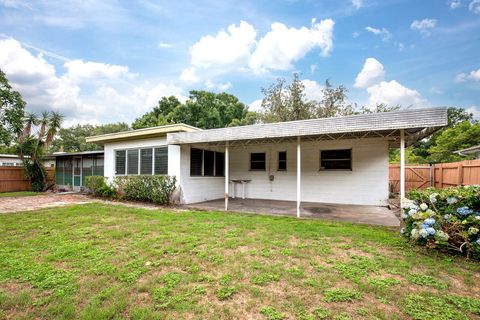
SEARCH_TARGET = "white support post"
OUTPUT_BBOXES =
[225,141,229,211]
[400,129,405,207]
[296,136,301,218]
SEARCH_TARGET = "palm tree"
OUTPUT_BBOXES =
[17,111,63,191]
[45,112,63,149]
[20,112,38,140]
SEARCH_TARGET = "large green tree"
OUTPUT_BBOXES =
[390,107,480,163]
[0,69,25,147]
[50,122,130,152]
[260,74,399,122]
[132,91,257,130]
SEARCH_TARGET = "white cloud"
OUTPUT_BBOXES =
[429,87,444,94]
[64,59,130,81]
[249,19,334,73]
[352,57,428,107]
[0,37,185,125]
[302,79,324,101]
[467,68,480,80]
[181,19,335,84]
[204,80,232,91]
[365,26,392,41]
[249,99,263,112]
[158,42,174,48]
[455,72,467,82]
[410,19,437,36]
[449,0,461,9]
[179,67,200,84]
[456,68,480,82]
[465,106,480,119]
[352,31,360,38]
[367,80,426,107]
[354,58,385,89]
[190,20,256,69]
[352,0,363,9]
[469,0,480,13]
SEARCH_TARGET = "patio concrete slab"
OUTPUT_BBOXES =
[186,198,400,227]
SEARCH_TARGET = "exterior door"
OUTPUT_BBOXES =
[73,157,82,189]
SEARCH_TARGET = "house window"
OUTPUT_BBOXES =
[320,149,352,170]
[278,151,287,171]
[115,150,126,175]
[203,150,215,176]
[250,152,266,171]
[190,147,225,177]
[127,149,139,175]
[115,146,168,176]
[154,147,168,175]
[190,148,203,176]
[215,152,225,176]
[140,148,153,174]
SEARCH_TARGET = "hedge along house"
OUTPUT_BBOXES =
[87,107,448,217]
[52,151,104,191]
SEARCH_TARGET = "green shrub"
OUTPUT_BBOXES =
[114,175,176,205]
[401,186,480,259]
[85,176,116,198]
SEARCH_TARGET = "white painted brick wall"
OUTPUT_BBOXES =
[179,138,389,206]
[104,137,167,182]
[103,136,389,206]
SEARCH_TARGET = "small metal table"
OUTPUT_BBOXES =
[230,179,251,199]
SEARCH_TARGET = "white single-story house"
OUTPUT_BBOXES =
[86,107,448,216]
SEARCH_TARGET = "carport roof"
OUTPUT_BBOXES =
[167,107,448,146]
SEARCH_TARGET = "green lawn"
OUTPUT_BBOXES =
[0,203,479,320]
[0,191,46,197]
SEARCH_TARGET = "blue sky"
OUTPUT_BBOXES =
[0,0,479,126]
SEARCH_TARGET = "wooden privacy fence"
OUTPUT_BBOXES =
[389,159,480,192]
[0,167,55,193]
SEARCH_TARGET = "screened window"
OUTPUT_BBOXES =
[320,149,352,170]
[116,147,168,176]
[190,148,203,176]
[215,152,225,177]
[204,150,215,176]
[127,149,139,175]
[154,147,168,175]
[190,148,224,177]
[278,151,287,171]
[140,148,153,174]
[250,153,266,171]
[115,150,126,175]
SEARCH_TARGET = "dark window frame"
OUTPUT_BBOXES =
[250,152,266,171]
[114,146,168,176]
[190,147,225,177]
[115,150,126,175]
[320,149,352,171]
[278,151,287,171]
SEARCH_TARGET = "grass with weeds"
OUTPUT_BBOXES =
[0,191,46,197]
[0,203,479,319]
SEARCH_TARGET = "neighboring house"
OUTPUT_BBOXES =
[0,154,23,167]
[0,154,55,167]
[51,151,104,191]
[87,107,448,214]
[455,145,480,159]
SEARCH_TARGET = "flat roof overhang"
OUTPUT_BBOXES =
[49,150,104,157]
[86,123,201,144]
[167,107,448,148]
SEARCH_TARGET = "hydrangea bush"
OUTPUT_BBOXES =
[401,186,480,259]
